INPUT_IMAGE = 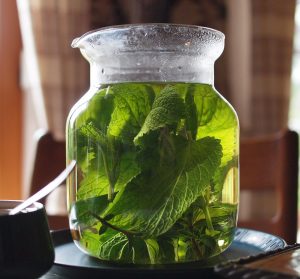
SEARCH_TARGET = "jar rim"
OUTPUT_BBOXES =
[72,23,225,49]
[73,23,225,85]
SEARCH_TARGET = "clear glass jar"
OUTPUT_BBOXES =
[67,24,239,264]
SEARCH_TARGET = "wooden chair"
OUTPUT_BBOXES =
[30,131,68,230]
[238,129,299,244]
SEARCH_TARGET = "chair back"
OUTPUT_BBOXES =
[238,129,299,244]
[30,131,68,230]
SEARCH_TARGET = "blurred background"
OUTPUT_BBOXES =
[0,0,299,237]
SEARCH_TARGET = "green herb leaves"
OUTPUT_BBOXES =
[105,137,222,237]
[71,83,238,263]
[134,85,185,143]
[107,84,155,142]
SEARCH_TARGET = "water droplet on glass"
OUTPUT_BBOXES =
[164,26,171,33]
[101,68,105,74]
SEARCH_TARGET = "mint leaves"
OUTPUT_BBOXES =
[71,83,238,264]
[134,85,185,143]
[105,137,222,237]
[107,84,155,142]
[195,86,238,166]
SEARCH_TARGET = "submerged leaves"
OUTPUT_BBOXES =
[71,83,238,263]
[134,85,185,144]
[105,137,222,237]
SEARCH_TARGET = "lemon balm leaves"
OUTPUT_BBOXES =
[184,85,198,139]
[195,91,238,167]
[134,85,185,144]
[73,83,237,263]
[77,122,139,199]
[77,151,140,200]
[104,137,222,238]
[97,229,155,264]
[107,84,155,143]
[74,195,111,226]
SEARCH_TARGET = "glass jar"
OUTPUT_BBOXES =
[67,24,239,264]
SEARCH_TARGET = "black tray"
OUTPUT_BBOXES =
[41,228,286,279]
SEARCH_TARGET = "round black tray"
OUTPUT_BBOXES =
[41,228,286,279]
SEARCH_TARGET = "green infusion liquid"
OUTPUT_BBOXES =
[67,82,239,264]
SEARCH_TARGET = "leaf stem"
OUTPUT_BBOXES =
[201,194,214,231]
[191,238,202,259]
[203,203,214,231]
[187,218,202,259]
[100,149,114,201]
[89,212,141,237]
